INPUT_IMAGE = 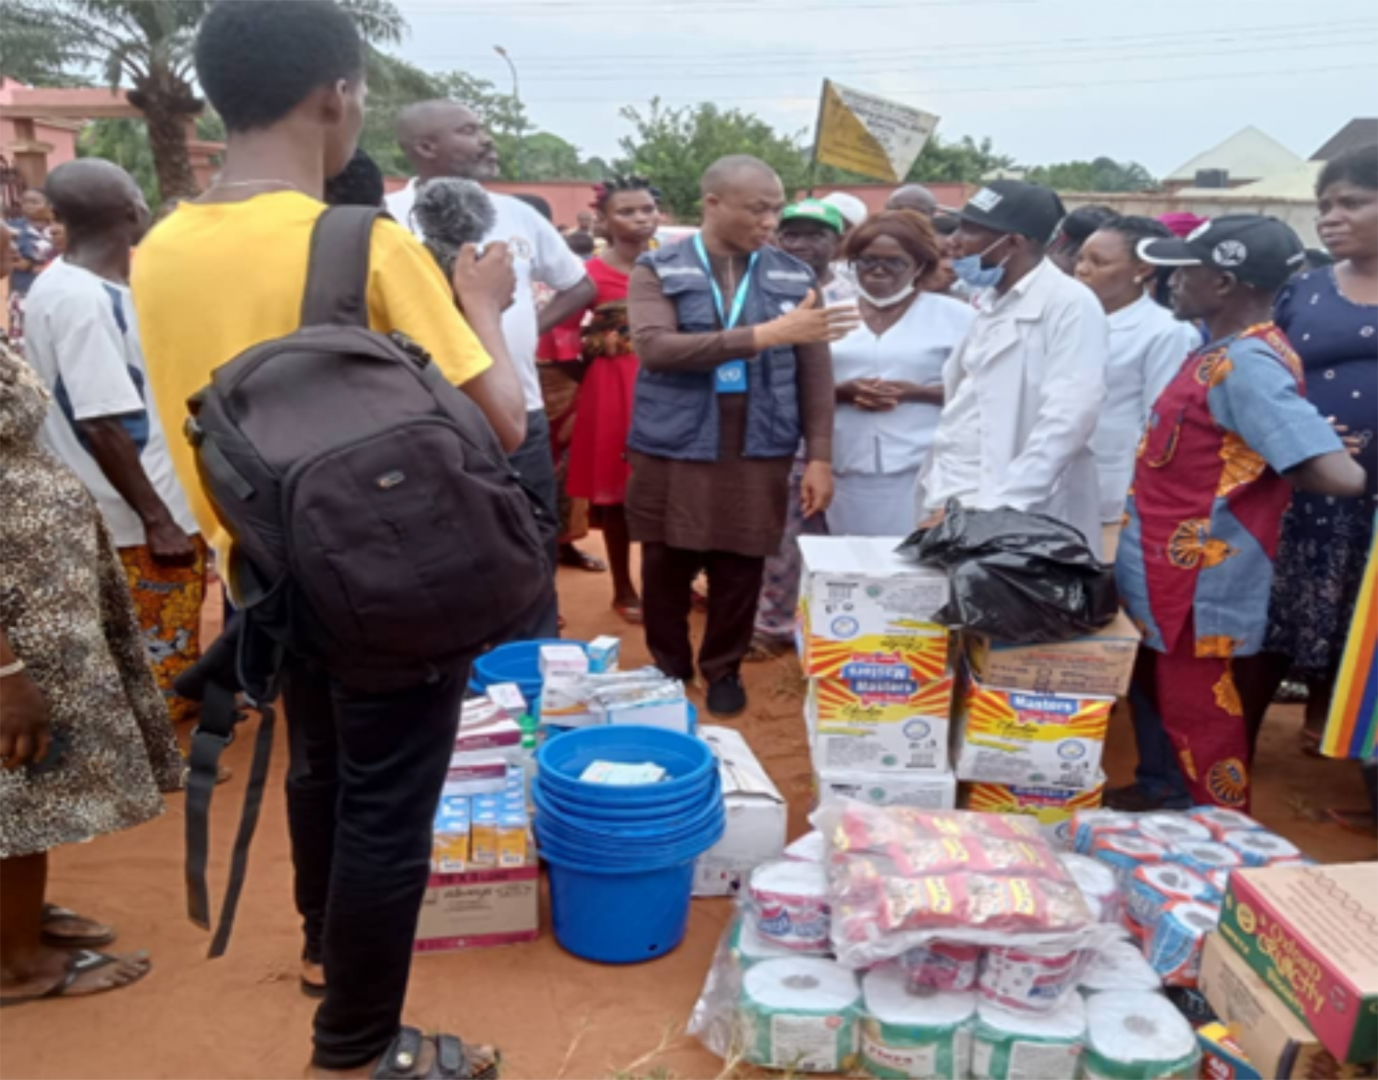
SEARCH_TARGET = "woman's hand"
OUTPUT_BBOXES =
[755,291,861,350]
[877,379,944,406]
[0,668,52,770]
[801,461,835,518]
[452,241,517,315]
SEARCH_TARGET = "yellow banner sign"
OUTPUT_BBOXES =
[814,79,940,184]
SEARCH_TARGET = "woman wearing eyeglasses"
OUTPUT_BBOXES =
[827,210,976,536]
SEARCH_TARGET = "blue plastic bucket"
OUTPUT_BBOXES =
[534,775,716,823]
[536,725,716,804]
[470,639,588,703]
[533,795,724,853]
[534,810,724,873]
[542,702,699,741]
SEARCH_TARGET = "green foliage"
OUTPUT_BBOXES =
[909,134,1016,184]
[77,118,158,206]
[1025,156,1158,192]
[615,99,810,221]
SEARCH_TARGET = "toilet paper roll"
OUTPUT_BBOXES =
[1089,834,1167,887]
[1078,940,1162,995]
[979,947,1086,1014]
[1124,864,1215,937]
[784,830,827,863]
[969,996,1085,1080]
[1164,841,1243,878]
[862,966,975,1080]
[1188,806,1261,840]
[1059,853,1122,924]
[901,939,982,993]
[1081,990,1200,1079]
[1218,829,1302,868]
[1135,813,1211,848]
[1146,900,1220,987]
[749,859,831,952]
[739,957,861,1073]
[1071,810,1138,855]
[732,916,822,968]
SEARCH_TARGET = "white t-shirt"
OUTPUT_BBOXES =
[25,258,198,548]
[386,180,589,411]
[831,292,975,476]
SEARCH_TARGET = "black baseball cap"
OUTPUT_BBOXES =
[958,180,1067,244]
[1137,214,1305,290]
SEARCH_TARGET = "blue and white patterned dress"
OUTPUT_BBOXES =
[1266,267,1378,674]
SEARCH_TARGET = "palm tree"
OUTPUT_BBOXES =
[0,0,404,201]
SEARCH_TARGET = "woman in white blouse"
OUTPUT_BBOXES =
[1075,216,1201,524]
[828,211,976,536]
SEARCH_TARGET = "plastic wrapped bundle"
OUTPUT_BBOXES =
[1146,900,1219,987]
[1081,990,1200,1079]
[748,859,831,953]
[1188,806,1261,839]
[784,830,827,863]
[1059,853,1122,924]
[979,947,1087,1014]
[1078,940,1162,995]
[1218,829,1304,867]
[861,966,975,1079]
[901,940,982,993]
[738,957,861,1073]
[1069,809,1138,854]
[1089,834,1167,887]
[1164,841,1243,878]
[1124,863,1217,938]
[1135,812,1211,848]
[731,916,817,968]
[968,996,1085,1080]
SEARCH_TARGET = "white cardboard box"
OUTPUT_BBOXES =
[693,726,787,897]
[808,676,954,773]
[815,766,957,810]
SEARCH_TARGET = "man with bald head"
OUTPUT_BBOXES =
[626,155,859,717]
[887,183,939,218]
[25,159,205,717]
[388,100,596,637]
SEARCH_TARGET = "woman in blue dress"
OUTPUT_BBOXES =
[1266,144,1378,746]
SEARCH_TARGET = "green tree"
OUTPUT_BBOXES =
[615,99,809,221]
[908,134,1016,184]
[1025,156,1157,193]
[77,118,157,206]
[0,0,405,201]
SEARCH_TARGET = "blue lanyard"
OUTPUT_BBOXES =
[693,234,758,330]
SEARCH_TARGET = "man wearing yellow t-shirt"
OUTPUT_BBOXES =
[131,4,519,1076]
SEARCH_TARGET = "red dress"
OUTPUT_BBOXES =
[567,257,639,506]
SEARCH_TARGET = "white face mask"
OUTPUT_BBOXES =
[857,280,918,308]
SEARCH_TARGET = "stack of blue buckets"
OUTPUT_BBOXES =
[533,725,724,963]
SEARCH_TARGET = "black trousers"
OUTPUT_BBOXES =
[507,408,561,640]
[641,541,766,684]
[281,656,467,1070]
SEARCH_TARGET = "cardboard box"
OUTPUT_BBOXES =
[808,676,953,773]
[815,766,957,810]
[1199,1022,1262,1080]
[1199,932,1369,1078]
[960,774,1105,846]
[953,673,1112,790]
[693,726,787,897]
[538,643,587,679]
[1218,864,1378,1064]
[964,610,1142,699]
[414,856,539,953]
[797,536,951,684]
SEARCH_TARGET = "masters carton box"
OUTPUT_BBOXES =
[414,853,539,953]
[964,610,1141,699]
[960,774,1106,846]
[808,676,953,773]
[814,766,956,810]
[797,536,951,686]
[1199,932,1369,1079]
[953,672,1112,791]
[1218,863,1378,1064]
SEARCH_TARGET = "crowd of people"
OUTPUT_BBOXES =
[0,0,1374,1076]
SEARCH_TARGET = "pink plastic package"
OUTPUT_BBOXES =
[901,940,982,992]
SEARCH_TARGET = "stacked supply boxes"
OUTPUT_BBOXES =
[798,537,957,810]
[954,611,1140,839]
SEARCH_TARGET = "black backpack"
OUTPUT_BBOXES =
[177,206,547,954]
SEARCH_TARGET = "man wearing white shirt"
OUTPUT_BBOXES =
[25,159,205,721]
[922,180,1110,555]
[389,100,596,636]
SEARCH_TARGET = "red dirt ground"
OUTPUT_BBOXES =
[3,539,1373,1079]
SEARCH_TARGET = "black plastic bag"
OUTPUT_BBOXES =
[896,502,1118,644]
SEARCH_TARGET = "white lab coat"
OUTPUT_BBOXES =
[923,259,1110,556]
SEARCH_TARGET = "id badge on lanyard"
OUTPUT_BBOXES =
[695,234,758,395]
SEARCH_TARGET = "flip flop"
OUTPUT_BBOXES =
[0,949,149,1007]
[559,547,607,573]
[372,1027,501,1079]
[612,601,644,625]
[41,904,116,949]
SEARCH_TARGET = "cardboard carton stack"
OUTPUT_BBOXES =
[1197,862,1378,1078]
[953,612,1141,842]
[797,537,957,810]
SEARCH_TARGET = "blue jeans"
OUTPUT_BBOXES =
[1128,650,1191,807]
[506,408,560,639]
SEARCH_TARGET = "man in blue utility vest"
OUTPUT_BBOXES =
[626,155,860,717]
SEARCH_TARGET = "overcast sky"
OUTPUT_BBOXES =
[388,0,1377,178]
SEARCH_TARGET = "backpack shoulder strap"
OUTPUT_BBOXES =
[300,205,387,328]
